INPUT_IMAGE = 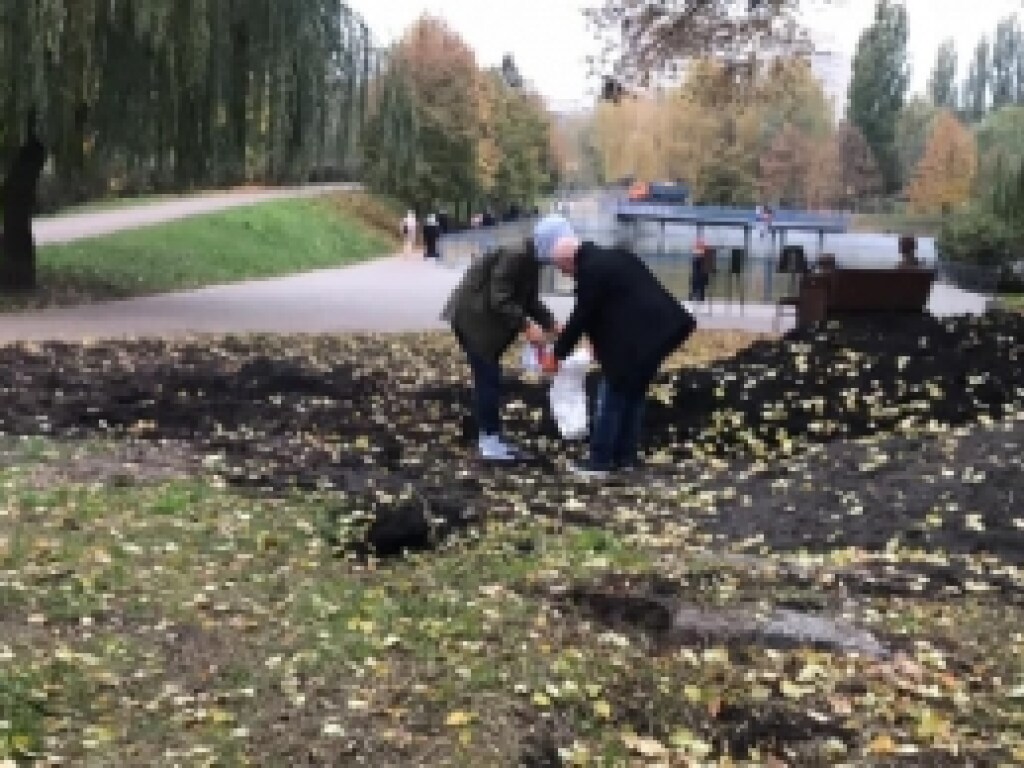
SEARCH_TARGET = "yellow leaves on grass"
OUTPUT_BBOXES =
[444,710,475,727]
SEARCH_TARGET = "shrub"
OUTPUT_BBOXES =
[937,208,1022,265]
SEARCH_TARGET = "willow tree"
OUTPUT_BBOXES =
[0,0,376,290]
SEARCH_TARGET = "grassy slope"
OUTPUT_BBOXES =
[2,193,399,311]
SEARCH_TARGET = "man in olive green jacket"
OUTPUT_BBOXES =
[442,241,558,461]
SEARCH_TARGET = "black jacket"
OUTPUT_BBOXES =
[554,242,696,395]
[441,244,556,361]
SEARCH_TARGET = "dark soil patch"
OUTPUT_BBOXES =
[691,421,1024,561]
[321,485,484,558]
[713,701,854,762]
[1,316,1022,561]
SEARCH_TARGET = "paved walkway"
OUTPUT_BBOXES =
[0,253,992,344]
[34,183,358,245]
[0,193,994,343]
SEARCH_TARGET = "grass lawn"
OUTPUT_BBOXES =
[1000,293,1024,310]
[849,212,946,236]
[1,193,398,312]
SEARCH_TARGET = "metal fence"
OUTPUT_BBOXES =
[436,213,1005,309]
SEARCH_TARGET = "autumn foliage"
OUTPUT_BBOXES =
[591,57,886,209]
[905,110,977,214]
[363,17,557,213]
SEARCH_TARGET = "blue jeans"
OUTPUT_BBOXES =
[456,334,502,436]
[590,377,647,470]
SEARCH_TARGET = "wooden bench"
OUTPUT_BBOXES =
[797,267,936,325]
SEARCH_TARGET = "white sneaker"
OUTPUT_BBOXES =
[567,461,610,481]
[478,434,516,461]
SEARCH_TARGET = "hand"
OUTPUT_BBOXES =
[524,321,546,345]
[540,350,559,375]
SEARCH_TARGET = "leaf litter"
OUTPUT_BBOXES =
[0,319,1022,764]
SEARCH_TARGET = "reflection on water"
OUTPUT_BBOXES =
[559,221,939,302]
[541,255,807,303]
[441,215,952,303]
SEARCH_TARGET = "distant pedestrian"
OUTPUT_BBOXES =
[690,239,709,302]
[898,235,921,268]
[760,205,773,240]
[401,210,418,256]
[423,214,442,260]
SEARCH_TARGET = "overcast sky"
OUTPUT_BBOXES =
[348,0,1024,108]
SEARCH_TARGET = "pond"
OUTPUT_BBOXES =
[439,214,999,304]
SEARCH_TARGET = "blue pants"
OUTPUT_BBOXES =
[590,377,647,470]
[456,334,502,436]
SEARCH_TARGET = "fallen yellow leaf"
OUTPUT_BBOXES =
[445,710,474,727]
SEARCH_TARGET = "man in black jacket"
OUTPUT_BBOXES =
[536,215,696,479]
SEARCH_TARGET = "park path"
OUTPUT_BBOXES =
[33,183,359,245]
[0,188,992,343]
[0,254,812,343]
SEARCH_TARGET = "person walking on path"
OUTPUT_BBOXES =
[441,240,559,461]
[538,215,696,480]
[422,214,442,260]
[690,237,710,302]
[401,210,418,256]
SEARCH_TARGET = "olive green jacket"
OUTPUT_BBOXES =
[441,245,556,361]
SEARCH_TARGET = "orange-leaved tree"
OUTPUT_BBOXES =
[906,110,977,214]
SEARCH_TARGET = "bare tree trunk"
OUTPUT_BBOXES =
[1,115,47,291]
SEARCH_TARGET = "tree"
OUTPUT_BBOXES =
[905,111,977,214]
[847,0,909,195]
[589,54,831,200]
[834,122,884,207]
[963,37,992,121]
[1,0,378,291]
[1017,29,1024,104]
[362,61,422,204]
[390,17,482,212]
[583,0,820,88]
[895,97,939,191]
[928,39,959,111]
[991,16,1021,110]
[363,17,555,215]
[758,123,811,206]
[974,105,1024,198]
[0,113,47,290]
[745,57,834,145]
[696,141,757,205]
[804,135,844,208]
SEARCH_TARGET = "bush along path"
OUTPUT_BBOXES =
[0,321,1022,764]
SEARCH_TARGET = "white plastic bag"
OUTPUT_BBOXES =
[549,347,592,440]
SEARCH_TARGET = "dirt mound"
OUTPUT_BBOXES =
[0,317,1022,559]
[501,312,1023,461]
